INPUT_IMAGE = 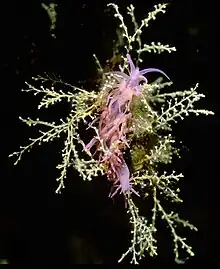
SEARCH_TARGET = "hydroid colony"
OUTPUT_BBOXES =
[10,3,214,264]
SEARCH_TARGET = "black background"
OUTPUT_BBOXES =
[1,0,218,265]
